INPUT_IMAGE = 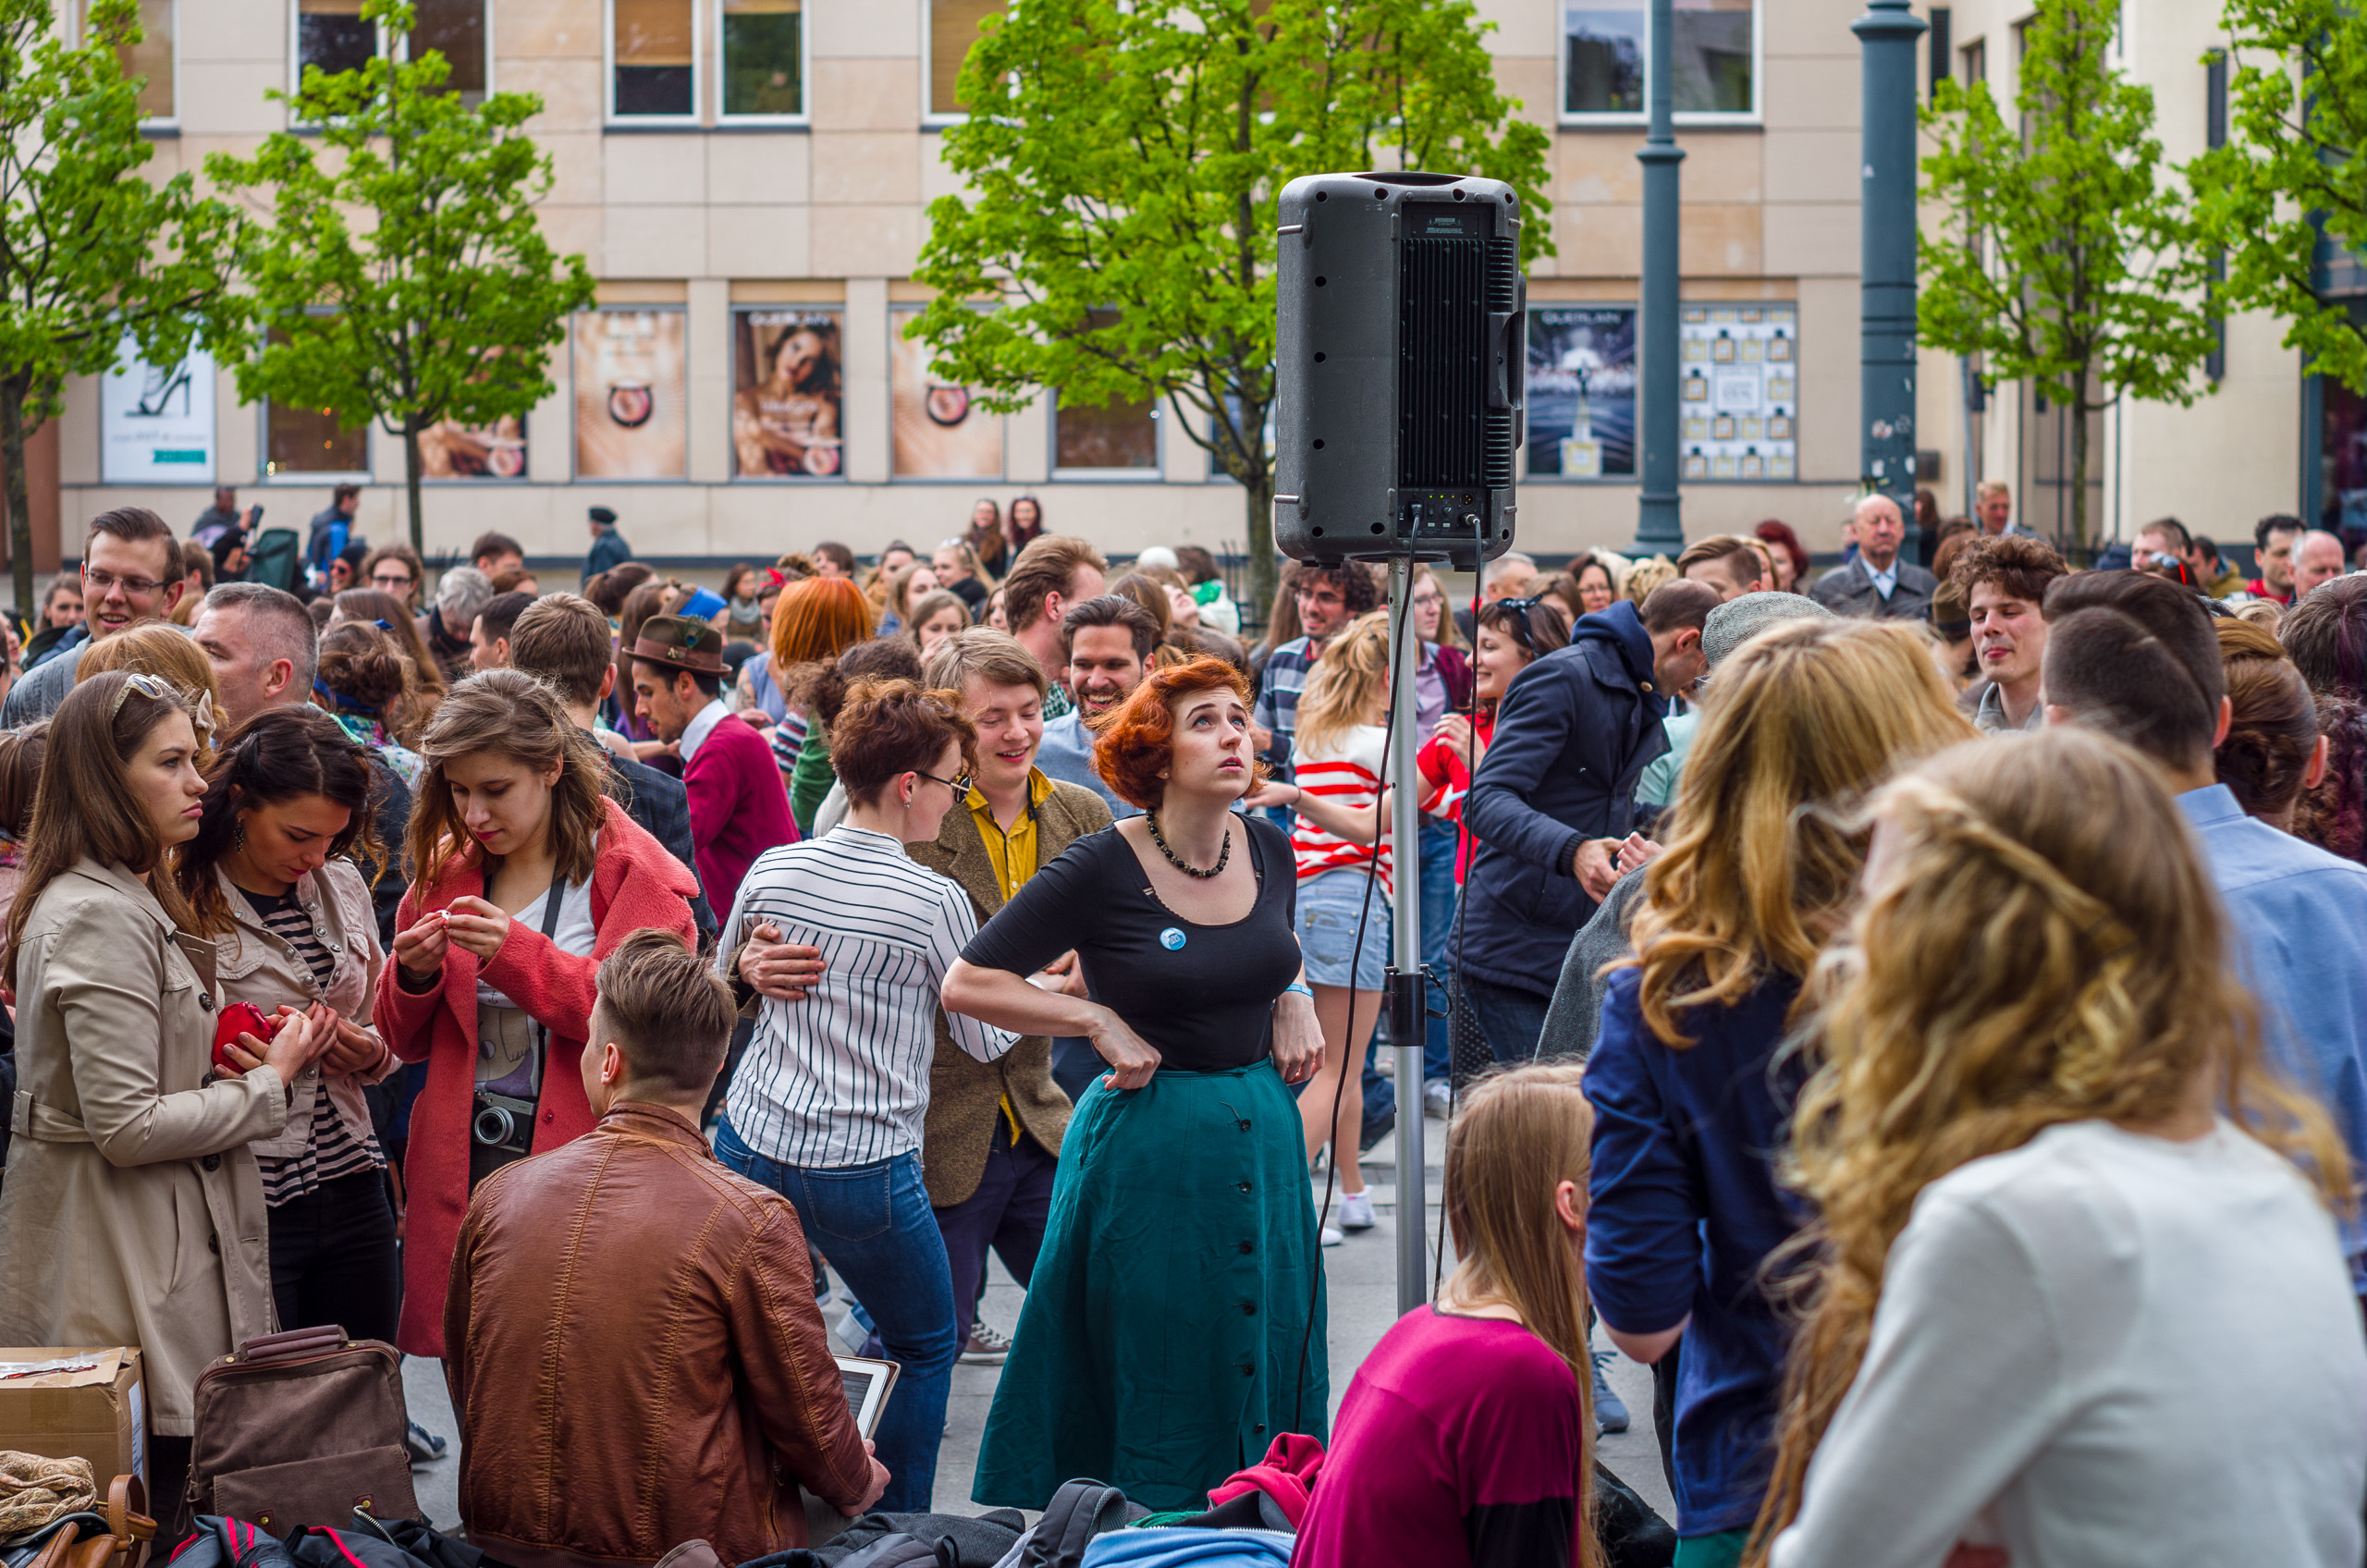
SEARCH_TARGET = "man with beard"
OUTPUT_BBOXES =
[1036,594,1160,820]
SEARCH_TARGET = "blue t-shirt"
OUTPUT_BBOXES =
[1585,966,1805,1537]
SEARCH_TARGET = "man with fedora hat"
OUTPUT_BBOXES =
[631,614,797,911]
[583,505,634,582]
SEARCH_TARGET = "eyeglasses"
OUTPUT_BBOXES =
[371,572,415,591]
[83,567,166,597]
[915,767,973,796]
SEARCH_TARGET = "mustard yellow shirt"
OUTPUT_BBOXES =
[967,767,1059,1140]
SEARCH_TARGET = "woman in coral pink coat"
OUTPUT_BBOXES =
[374,670,700,1355]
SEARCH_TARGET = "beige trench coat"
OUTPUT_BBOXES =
[0,859,288,1435]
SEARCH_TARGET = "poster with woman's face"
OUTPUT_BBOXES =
[732,309,843,479]
[421,415,528,480]
[574,310,687,479]
[891,312,1002,478]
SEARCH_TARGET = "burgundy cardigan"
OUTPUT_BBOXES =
[684,709,798,913]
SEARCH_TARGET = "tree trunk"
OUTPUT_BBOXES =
[403,423,426,555]
[1241,467,1277,643]
[1,380,35,627]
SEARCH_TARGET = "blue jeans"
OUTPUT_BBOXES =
[1461,974,1552,1066]
[713,1121,957,1513]
[1417,821,1460,1084]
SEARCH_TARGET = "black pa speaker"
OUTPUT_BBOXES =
[1273,171,1527,570]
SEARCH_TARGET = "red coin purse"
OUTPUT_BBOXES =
[212,1001,282,1076]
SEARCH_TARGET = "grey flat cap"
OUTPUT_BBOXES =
[1701,590,1835,668]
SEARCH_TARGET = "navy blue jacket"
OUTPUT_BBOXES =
[1456,600,1668,996]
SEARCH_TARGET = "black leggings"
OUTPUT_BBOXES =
[267,1168,401,1343]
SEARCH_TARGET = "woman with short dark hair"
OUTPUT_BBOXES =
[714,678,1014,1513]
[947,656,1327,1512]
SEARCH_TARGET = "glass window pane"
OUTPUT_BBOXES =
[722,0,801,116]
[299,0,374,79]
[930,0,1003,116]
[1564,6,1642,114]
[265,404,367,474]
[1671,0,1752,115]
[1055,394,1157,471]
[614,0,693,116]
[413,0,484,100]
[104,0,173,119]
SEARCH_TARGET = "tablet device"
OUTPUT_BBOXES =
[836,1355,900,1439]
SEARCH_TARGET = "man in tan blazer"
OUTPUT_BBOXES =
[912,631,1112,1365]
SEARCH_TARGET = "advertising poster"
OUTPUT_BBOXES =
[1680,303,1799,481]
[574,310,687,479]
[100,341,215,484]
[732,308,843,478]
[890,312,1001,479]
[1525,307,1635,478]
[421,415,528,480]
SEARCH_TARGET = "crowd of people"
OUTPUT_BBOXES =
[0,476,2365,1568]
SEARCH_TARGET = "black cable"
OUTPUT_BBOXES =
[1292,540,1417,1437]
[1435,558,1486,1297]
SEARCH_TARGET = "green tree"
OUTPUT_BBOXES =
[2192,0,2367,393]
[207,0,594,555]
[1918,0,2214,549]
[0,0,239,619]
[911,0,1551,620]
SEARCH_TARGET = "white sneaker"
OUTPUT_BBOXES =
[1338,1192,1377,1231]
[1320,1224,1343,1247]
[1423,1080,1453,1120]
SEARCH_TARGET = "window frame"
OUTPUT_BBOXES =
[714,0,808,125]
[91,0,179,129]
[1049,390,1164,482]
[920,0,1004,128]
[288,0,383,103]
[605,0,703,127]
[1556,0,1763,128]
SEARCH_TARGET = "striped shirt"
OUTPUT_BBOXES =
[242,886,385,1207]
[1292,722,1392,894]
[717,826,1017,1170]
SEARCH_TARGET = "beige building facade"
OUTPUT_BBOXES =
[1915,3,2320,556]
[46,0,1926,568]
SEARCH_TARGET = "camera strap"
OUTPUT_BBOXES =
[529,880,566,1084]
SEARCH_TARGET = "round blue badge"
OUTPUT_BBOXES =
[1159,927,1187,951]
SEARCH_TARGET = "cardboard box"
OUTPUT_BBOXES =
[0,1349,145,1492]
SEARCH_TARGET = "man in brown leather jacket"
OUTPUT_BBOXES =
[445,932,887,1568]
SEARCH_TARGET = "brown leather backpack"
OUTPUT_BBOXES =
[185,1329,421,1537]
[16,1476,153,1568]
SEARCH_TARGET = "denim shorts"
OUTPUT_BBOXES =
[1294,866,1392,991]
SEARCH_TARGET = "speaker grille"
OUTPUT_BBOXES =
[1484,238,1518,490]
[1397,235,1487,488]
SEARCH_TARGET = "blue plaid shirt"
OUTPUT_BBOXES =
[1254,636,1316,768]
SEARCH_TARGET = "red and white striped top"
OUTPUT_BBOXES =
[1291,723,1392,894]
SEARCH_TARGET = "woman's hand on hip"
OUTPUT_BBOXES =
[1087,1012,1162,1092]
[441,896,510,962]
[1270,989,1322,1085]
[739,922,826,1001]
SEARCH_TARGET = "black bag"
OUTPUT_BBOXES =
[1019,1482,1145,1568]
[1592,1462,1678,1568]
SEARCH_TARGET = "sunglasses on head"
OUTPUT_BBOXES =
[109,671,210,735]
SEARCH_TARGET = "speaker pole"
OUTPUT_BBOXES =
[1386,556,1429,1315]
[1634,0,1686,557]
[1857,0,1929,560]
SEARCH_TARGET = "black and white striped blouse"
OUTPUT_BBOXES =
[241,886,385,1207]
[717,826,1015,1170]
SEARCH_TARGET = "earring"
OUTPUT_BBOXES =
[232,821,245,851]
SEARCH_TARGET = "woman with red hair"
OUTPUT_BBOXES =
[767,575,877,828]
[944,656,1328,1512]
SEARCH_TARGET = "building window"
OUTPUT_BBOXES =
[1962,36,1984,85]
[264,350,369,478]
[1054,394,1159,473]
[1562,0,1755,121]
[926,0,1005,120]
[1928,6,1949,102]
[611,0,695,118]
[413,0,485,101]
[95,0,175,121]
[297,0,375,81]
[720,0,803,118]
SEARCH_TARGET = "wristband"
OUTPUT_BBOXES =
[1282,981,1313,1000]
